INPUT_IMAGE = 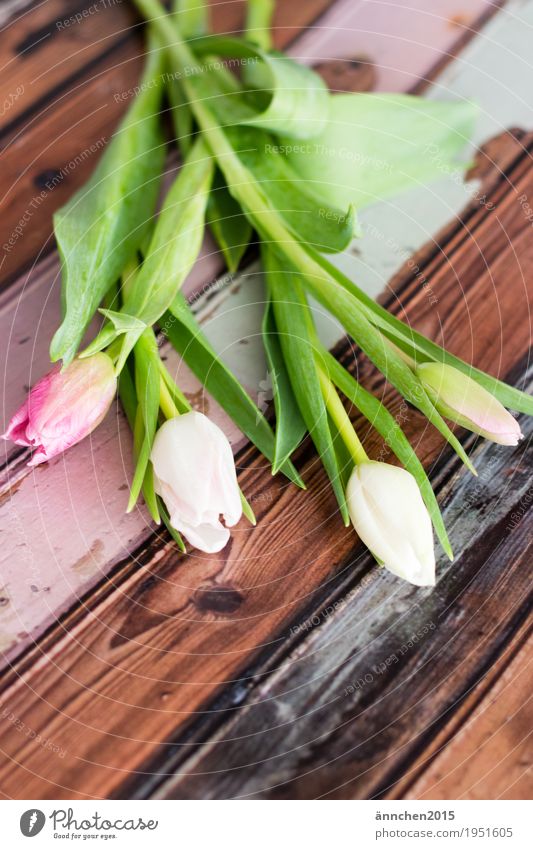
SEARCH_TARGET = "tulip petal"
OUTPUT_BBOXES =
[2,354,116,465]
[347,462,435,586]
[151,412,243,553]
[417,362,523,446]
[174,517,230,554]
[2,399,31,445]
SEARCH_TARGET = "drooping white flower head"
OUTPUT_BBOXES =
[417,362,523,446]
[346,461,435,586]
[150,411,242,553]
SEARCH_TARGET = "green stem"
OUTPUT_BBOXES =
[245,0,275,50]
[172,0,208,38]
[159,377,180,419]
[158,358,192,413]
[121,257,139,302]
[316,365,368,466]
[384,336,417,370]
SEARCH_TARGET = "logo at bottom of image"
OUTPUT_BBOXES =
[20,810,46,837]
[19,807,159,839]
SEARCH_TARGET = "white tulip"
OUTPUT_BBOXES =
[150,412,242,553]
[346,461,435,586]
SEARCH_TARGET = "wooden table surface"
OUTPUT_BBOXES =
[0,0,531,800]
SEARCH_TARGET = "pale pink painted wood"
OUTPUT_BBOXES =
[293,0,494,90]
[0,0,494,668]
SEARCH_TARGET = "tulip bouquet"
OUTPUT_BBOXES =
[4,0,532,583]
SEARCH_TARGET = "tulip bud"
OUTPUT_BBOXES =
[417,362,523,446]
[150,411,242,553]
[2,354,116,466]
[346,461,435,586]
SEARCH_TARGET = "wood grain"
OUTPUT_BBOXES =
[399,620,533,800]
[0,121,531,799]
[0,0,138,133]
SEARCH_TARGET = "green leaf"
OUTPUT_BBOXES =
[118,362,138,430]
[131,406,161,522]
[170,63,355,252]
[168,0,207,158]
[207,168,253,271]
[323,350,453,559]
[105,137,214,368]
[265,249,349,524]
[128,330,162,512]
[158,496,187,552]
[100,310,147,334]
[168,72,194,158]
[190,35,329,139]
[81,323,118,357]
[261,295,307,473]
[164,293,304,487]
[118,360,160,523]
[50,37,166,365]
[225,124,357,253]
[240,490,257,526]
[142,460,161,525]
[287,246,477,475]
[284,93,478,209]
[307,246,533,416]
[168,55,253,268]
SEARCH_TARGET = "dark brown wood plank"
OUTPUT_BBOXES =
[0,40,144,286]
[0,0,138,132]
[396,620,533,800]
[0,125,531,800]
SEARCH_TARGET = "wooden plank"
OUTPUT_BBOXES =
[0,40,144,287]
[0,115,531,798]
[294,0,499,90]
[0,0,138,132]
[394,621,533,800]
[0,0,495,669]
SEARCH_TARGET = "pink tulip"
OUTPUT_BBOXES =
[417,362,523,446]
[2,354,117,466]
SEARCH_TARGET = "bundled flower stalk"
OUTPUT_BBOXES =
[4,0,531,579]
